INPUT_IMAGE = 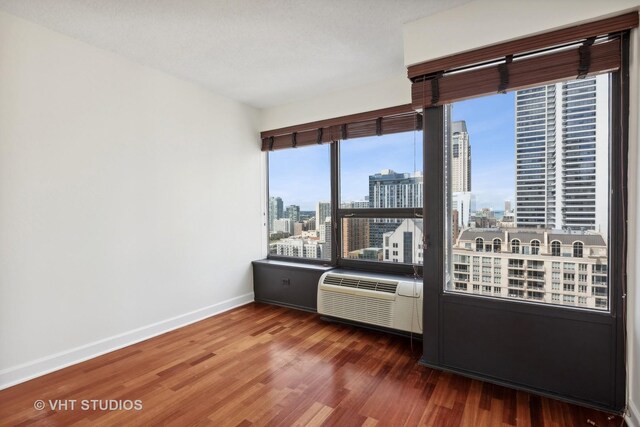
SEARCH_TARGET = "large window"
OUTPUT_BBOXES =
[268,144,331,260]
[339,131,423,267]
[444,75,611,311]
[265,107,423,273]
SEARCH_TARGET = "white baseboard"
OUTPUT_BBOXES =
[627,400,640,427]
[0,292,254,390]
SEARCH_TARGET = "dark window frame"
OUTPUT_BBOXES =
[266,132,425,276]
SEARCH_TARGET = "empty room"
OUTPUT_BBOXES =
[1,0,640,426]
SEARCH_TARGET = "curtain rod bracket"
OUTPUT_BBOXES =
[430,73,443,106]
[577,37,596,79]
[497,55,513,94]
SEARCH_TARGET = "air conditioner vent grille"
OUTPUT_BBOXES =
[321,274,398,294]
[319,291,394,328]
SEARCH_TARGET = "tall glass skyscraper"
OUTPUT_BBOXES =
[368,169,423,248]
[514,75,609,238]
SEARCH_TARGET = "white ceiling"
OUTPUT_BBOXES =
[0,0,471,108]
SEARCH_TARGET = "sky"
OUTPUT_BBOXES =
[268,92,516,212]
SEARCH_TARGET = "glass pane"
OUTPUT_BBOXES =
[268,145,331,260]
[340,131,424,209]
[342,217,423,265]
[445,75,610,311]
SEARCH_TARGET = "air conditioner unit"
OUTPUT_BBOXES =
[317,270,422,334]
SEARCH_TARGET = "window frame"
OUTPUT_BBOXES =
[265,130,424,275]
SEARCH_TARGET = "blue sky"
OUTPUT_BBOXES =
[452,92,515,210]
[269,92,515,211]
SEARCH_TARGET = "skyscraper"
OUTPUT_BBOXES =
[268,197,283,230]
[341,200,370,256]
[368,169,423,248]
[285,205,300,222]
[514,75,609,237]
[316,202,331,232]
[451,121,471,192]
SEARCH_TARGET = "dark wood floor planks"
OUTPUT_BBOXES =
[0,303,626,426]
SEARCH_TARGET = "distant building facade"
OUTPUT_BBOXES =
[451,120,471,192]
[451,228,608,310]
[382,218,424,265]
[368,169,423,248]
[514,76,609,237]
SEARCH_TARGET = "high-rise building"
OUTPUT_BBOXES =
[341,200,370,257]
[505,200,512,213]
[273,218,293,235]
[368,169,423,248]
[268,197,283,230]
[285,205,300,222]
[451,120,471,192]
[452,191,476,228]
[316,202,331,232]
[321,217,332,259]
[514,76,609,237]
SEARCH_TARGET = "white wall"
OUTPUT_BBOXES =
[260,73,410,131]
[404,0,640,66]
[403,0,640,423]
[0,10,262,388]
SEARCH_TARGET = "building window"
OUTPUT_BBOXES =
[493,238,501,252]
[551,241,561,257]
[511,239,520,254]
[573,242,584,258]
[530,240,540,255]
[552,262,560,270]
[475,238,484,252]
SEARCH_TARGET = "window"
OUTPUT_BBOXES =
[511,239,520,254]
[268,144,331,260]
[573,242,584,258]
[339,130,423,268]
[530,240,540,255]
[444,74,612,311]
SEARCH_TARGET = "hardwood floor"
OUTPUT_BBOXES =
[0,303,625,426]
